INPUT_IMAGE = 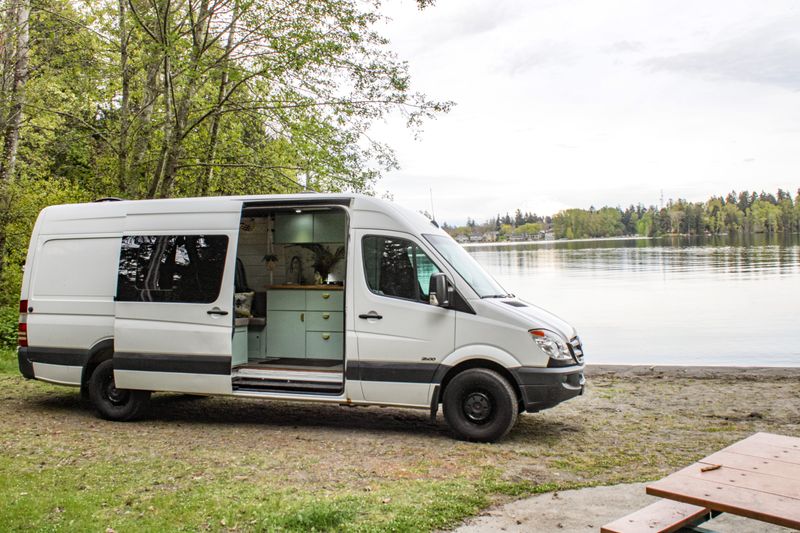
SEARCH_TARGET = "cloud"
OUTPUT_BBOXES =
[645,21,800,90]
[500,40,576,76]
[605,40,645,54]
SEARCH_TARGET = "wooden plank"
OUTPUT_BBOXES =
[721,439,800,465]
[647,474,800,529]
[601,499,710,533]
[700,450,800,481]
[669,462,800,500]
[738,432,800,452]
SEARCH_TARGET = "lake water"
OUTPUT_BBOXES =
[466,234,800,366]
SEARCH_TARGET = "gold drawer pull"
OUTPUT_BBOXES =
[322,293,330,299]
[322,333,331,340]
[322,313,330,320]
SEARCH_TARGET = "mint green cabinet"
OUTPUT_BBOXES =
[306,290,343,311]
[274,213,313,243]
[266,310,306,358]
[274,213,345,244]
[306,332,344,359]
[247,327,265,358]
[313,212,346,243]
[267,289,305,310]
[266,289,343,360]
[232,325,248,367]
[306,311,343,331]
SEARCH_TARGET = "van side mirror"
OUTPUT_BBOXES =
[429,273,451,307]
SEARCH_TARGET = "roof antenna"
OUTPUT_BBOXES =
[429,187,439,228]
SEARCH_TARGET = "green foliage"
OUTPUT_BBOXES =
[0,0,448,307]
[553,207,624,240]
[446,188,799,241]
[0,307,17,349]
[550,189,800,239]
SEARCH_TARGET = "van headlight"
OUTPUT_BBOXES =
[529,329,573,361]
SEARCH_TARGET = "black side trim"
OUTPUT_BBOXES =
[346,361,443,383]
[17,347,34,379]
[24,346,88,367]
[114,353,231,375]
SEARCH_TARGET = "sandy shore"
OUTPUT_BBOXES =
[586,364,800,379]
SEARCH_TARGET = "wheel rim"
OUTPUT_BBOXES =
[101,373,130,406]
[463,391,493,424]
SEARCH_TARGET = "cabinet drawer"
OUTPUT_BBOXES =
[306,311,343,331]
[267,290,306,310]
[306,290,343,311]
[305,332,343,360]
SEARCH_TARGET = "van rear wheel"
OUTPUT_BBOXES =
[443,368,518,442]
[88,359,150,421]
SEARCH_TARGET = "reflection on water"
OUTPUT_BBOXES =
[467,234,800,366]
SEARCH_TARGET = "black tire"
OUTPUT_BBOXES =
[443,368,518,442]
[88,359,151,421]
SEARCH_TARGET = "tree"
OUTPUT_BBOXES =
[0,0,30,182]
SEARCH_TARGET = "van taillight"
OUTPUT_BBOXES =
[18,322,27,347]
[18,300,28,347]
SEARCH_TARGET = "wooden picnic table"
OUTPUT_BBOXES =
[646,432,800,530]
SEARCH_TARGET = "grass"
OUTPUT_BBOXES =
[1,347,798,531]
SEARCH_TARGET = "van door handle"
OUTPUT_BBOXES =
[207,308,229,316]
[358,312,382,320]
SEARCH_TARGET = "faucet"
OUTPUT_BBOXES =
[288,255,303,284]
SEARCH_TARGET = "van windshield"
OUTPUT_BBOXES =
[424,234,510,298]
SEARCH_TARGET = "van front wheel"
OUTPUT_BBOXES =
[88,359,151,421]
[443,368,518,442]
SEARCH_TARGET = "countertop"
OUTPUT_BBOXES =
[267,284,344,291]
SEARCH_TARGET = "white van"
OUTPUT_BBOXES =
[17,194,584,442]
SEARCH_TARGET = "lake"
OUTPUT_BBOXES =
[466,234,800,366]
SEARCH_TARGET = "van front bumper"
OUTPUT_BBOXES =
[511,365,585,413]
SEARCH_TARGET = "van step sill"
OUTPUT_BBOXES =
[232,381,343,394]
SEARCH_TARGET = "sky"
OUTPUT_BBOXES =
[370,0,800,225]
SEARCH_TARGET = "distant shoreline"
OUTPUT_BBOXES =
[462,235,652,248]
[586,364,800,378]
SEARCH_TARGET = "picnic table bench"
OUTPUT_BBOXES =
[602,432,800,532]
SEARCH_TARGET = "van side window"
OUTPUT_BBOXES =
[117,235,229,303]
[362,236,441,303]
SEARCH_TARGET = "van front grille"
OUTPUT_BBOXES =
[569,336,584,364]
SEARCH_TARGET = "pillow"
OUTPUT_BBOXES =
[235,291,255,318]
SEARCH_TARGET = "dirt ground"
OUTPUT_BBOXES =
[1,365,799,531]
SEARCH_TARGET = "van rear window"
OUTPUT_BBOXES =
[116,235,228,303]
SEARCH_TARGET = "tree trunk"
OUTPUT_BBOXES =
[117,0,130,194]
[0,0,30,183]
[200,2,238,196]
[152,0,211,198]
[128,56,161,196]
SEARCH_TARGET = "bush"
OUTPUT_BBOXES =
[0,305,18,349]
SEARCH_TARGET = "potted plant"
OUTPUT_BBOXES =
[296,244,344,283]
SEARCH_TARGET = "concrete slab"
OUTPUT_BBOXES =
[453,482,794,532]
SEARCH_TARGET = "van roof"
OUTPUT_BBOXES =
[35,192,449,239]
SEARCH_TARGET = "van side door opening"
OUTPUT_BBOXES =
[231,204,348,395]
